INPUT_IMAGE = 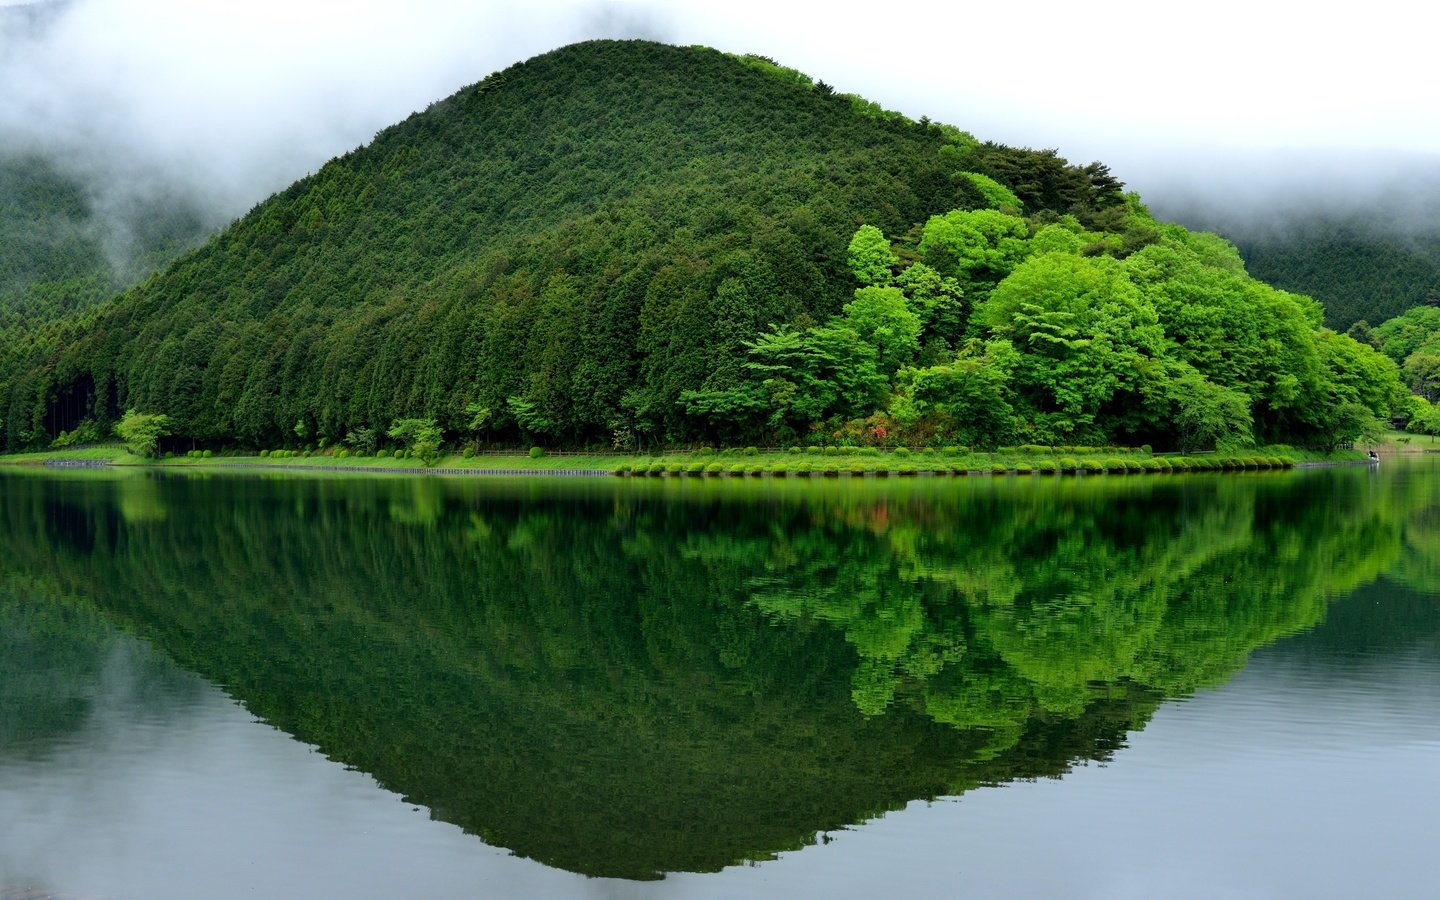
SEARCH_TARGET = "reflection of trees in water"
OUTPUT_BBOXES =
[1391,478,1440,594]
[712,474,1406,736]
[0,469,1428,878]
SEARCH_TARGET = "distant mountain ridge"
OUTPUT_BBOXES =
[1164,208,1440,331]
[1238,225,1440,332]
[1153,170,1440,331]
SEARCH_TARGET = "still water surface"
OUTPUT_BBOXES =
[2,463,1438,898]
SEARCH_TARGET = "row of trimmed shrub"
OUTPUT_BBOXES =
[1004,444,1153,455]
[674,444,1162,457]
[618,461,938,477]
[1056,455,1296,473]
[248,445,546,462]
[677,445,980,457]
[257,448,420,460]
[660,445,1299,463]
[612,455,1296,477]
[169,445,548,462]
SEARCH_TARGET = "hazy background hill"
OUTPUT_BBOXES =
[1231,225,1440,333]
[0,153,207,331]
[1150,165,1440,332]
[0,2,214,330]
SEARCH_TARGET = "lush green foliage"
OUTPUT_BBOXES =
[0,41,1129,453]
[386,417,442,465]
[700,199,1403,449]
[1365,305,1440,432]
[0,41,1403,454]
[113,410,171,457]
[958,171,1022,211]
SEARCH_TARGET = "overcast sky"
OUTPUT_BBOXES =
[3,0,1437,232]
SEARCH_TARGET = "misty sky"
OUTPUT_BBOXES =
[2,0,1437,232]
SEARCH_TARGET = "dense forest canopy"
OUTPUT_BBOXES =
[0,40,1407,453]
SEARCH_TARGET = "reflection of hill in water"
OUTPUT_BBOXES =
[1265,575,1440,668]
[0,584,205,760]
[0,469,1428,879]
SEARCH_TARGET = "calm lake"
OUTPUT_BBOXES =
[2,462,1438,898]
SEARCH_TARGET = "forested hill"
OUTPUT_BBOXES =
[0,40,1403,453]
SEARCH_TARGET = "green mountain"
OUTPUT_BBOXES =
[0,40,1403,453]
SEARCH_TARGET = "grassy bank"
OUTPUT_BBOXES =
[0,442,1367,478]
[1377,428,1440,452]
[606,445,1331,477]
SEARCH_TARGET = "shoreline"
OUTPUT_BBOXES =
[0,446,1380,479]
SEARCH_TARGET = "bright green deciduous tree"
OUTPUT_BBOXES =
[902,340,1020,447]
[1404,395,1440,435]
[505,397,553,439]
[115,410,171,458]
[917,209,1030,293]
[1405,350,1440,402]
[682,322,887,438]
[1372,306,1440,365]
[895,263,966,347]
[842,286,922,376]
[345,426,378,454]
[387,418,443,465]
[958,172,1022,211]
[1167,367,1254,453]
[1319,401,1387,451]
[1028,222,1087,256]
[1318,329,1404,414]
[847,225,899,287]
[979,253,1166,442]
[750,324,887,425]
[677,384,769,441]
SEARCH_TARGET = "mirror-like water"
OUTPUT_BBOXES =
[2,464,1437,898]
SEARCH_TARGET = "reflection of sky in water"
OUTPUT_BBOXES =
[0,631,584,899]
[2,589,1437,900]
[731,640,1440,900]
